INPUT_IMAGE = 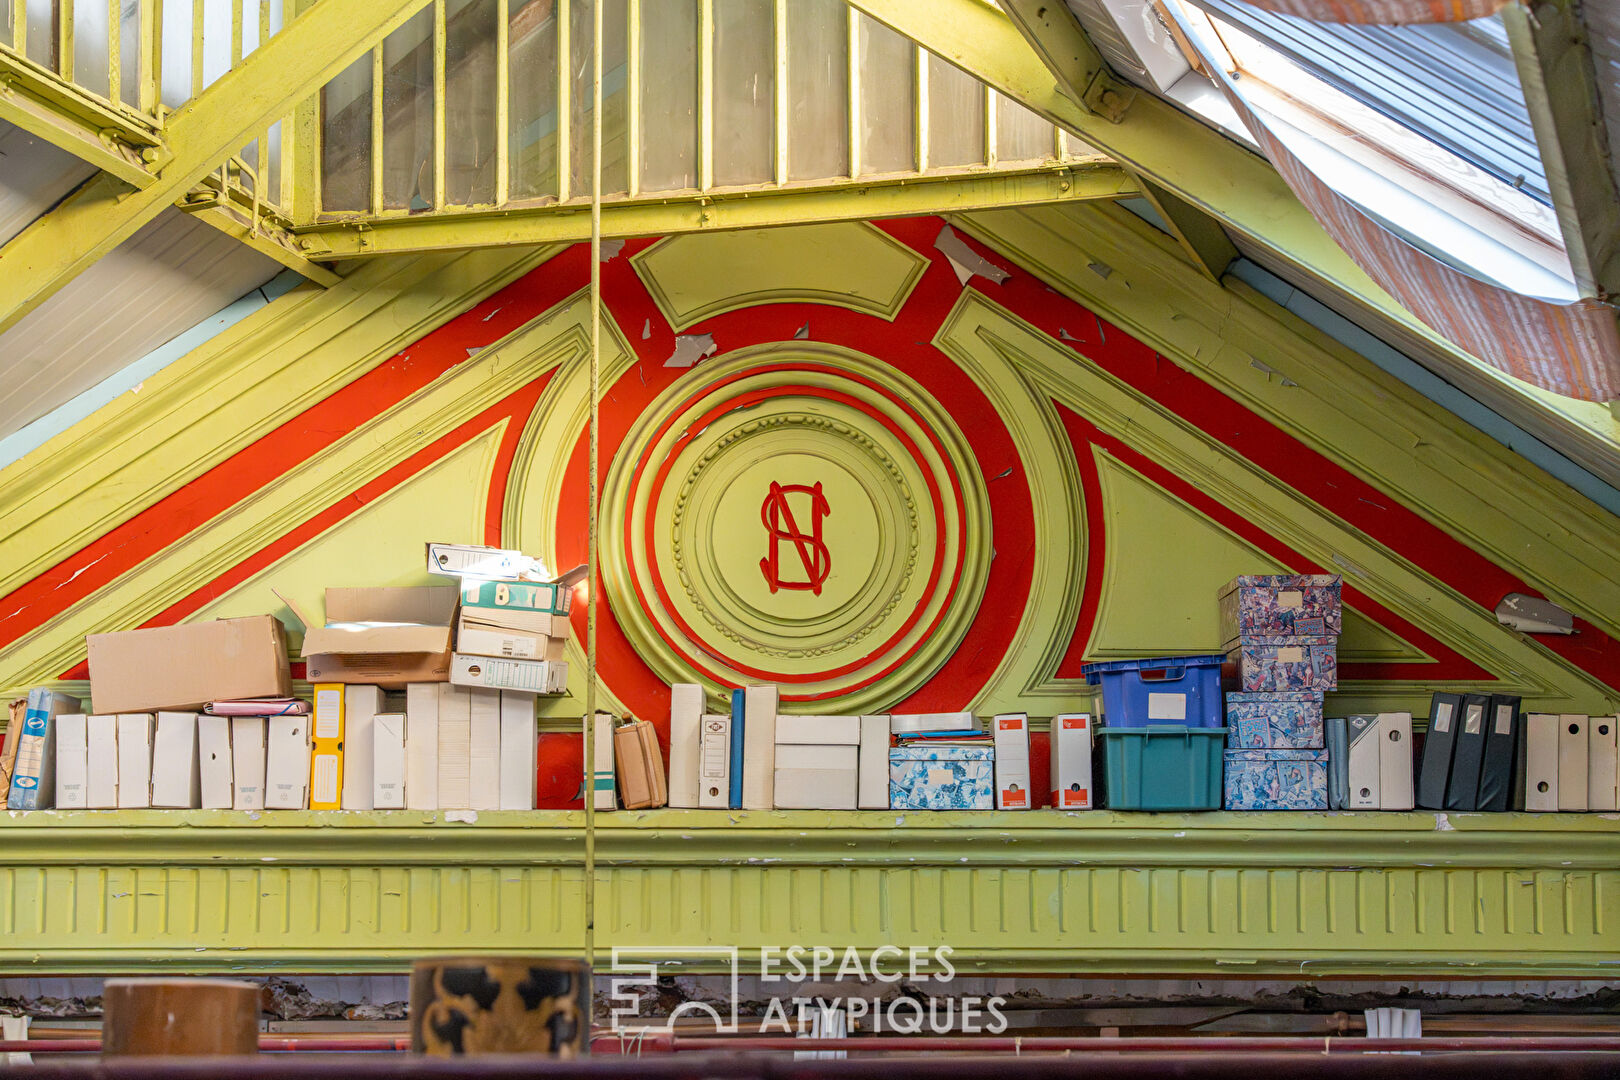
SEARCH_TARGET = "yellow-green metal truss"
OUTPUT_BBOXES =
[0,0,435,336]
[0,48,166,188]
[997,0,1135,123]
[293,164,1136,259]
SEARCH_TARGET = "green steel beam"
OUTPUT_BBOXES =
[998,0,1135,122]
[179,193,344,287]
[1502,0,1620,302]
[0,48,165,188]
[1130,170,1238,281]
[0,0,434,336]
[292,164,1137,259]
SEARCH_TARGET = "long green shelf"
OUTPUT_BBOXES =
[0,809,1614,976]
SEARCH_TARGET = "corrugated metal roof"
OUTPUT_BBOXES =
[0,120,97,247]
[1190,2,1548,203]
[0,208,280,441]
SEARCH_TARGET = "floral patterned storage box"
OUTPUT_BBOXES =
[1224,749,1328,810]
[1225,691,1325,749]
[1219,574,1342,640]
[1226,637,1337,692]
[890,746,994,810]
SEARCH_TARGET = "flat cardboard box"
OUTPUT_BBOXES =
[775,715,860,745]
[774,767,857,810]
[88,616,291,714]
[455,619,567,662]
[297,587,457,687]
[231,716,266,810]
[150,711,202,808]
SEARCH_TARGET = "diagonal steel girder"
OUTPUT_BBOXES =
[0,0,434,337]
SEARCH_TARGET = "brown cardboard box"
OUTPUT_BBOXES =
[297,587,456,688]
[87,616,292,714]
[614,719,667,809]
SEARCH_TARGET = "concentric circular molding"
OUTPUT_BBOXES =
[601,343,992,710]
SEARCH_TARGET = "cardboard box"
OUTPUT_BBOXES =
[150,711,202,808]
[858,715,890,809]
[1224,692,1324,749]
[87,713,119,808]
[265,715,311,809]
[774,767,857,809]
[55,713,88,809]
[116,714,153,808]
[455,620,567,662]
[8,690,79,810]
[775,744,859,771]
[668,684,704,808]
[459,577,572,617]
[295,588,456,687]
[1225,637,1337,692]
[1050,713,1093,810]
[498,692,536,810]
[374,713,407,809]
[88,617,290,714]
[309,684,345,810]
[230,716,266,810]
[614,719,667,809]
[469,687,502,812]
[698,714,730,808]
[992,713,1031,810]
[890,712,975,735]
[405,683,439,811]
[889,746,993,810]
[1219,574,1342,639]
[341,685,383,810]
[437,683,472,810]
[1223,749,1328,810]
[775,715,860,745]
[450,654,567,694]
[198,715,234,809]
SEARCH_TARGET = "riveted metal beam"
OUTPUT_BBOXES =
[0,49,165,187]
[998,0,1135,122]
[0,0,435,335]
[1503,0,1620,303]
[292,163,1135,259]
[179,192,344,287]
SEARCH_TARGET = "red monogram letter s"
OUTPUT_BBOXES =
[760,481,831,595]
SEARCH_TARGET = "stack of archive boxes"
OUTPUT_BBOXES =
[1081,655,1227,810]
[1218,574,1340,810]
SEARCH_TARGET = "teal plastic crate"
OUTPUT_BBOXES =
[1098,726,1227,810]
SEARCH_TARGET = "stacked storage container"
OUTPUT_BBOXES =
[1218,575,1342,810]
[1081,655,1227,810]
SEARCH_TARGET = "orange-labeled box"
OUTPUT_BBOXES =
[1050,712,1094,810]
[993,713,1031,810]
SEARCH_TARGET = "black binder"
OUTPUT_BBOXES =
[1443,693,1491,811]
[1477,694,1521,812]
[1416,692,1461,809]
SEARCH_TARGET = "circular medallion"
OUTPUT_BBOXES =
[601,343,991,708]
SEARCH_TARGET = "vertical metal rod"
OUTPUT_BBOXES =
[256,0,269,199]
[369,42,383,214]
[696,0,711,191]
[583,0,603,988]
[556,0,569,201]
[189,0,202,97]
[845,6,858,179]
[913,43,927,173]
[432,0,445,209]
[286,0,318,221]
[625,0,639,196]
[983,84,996,167]
[771,0,785,185]
[58,0,74,81]
[137,0,157,113]
[495,0,508,206]
[230,0,241,65]
[13,0,26,60]
[107,0,119,104]
[1053,125,1067,162]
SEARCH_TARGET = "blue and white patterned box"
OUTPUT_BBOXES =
[890,746,994,810]
[1225,692,1324,749]
[1226,637,1337,692]
[1219,575,1342,640]
[1224,749,1327,810]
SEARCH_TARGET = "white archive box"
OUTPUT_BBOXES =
[1589,717,1619,812]
[116,713,153,808]
[1347,714,1380,810]
[231,716,267,810]
[775,715,860,744]
[858,714,890,809]
[437,683,472,811]
[197,714,234,809]
[54,714,88,810]
[341,684,384,810]
[498,691,537,810]
[1524,714,1559,812]
[698,713,730,808]
[774,768,857,810]
[469,687,502,812]
[1378,712,1415,811]
[86,713,119,808]
[667,684,704,808]
[374,713,407,809]
[405,682,439,811]
[1558,714,1589,811]
[265,714,312,809]
[992,713,1031,810]
[1049,713,1093,810]
[774,744,858,771]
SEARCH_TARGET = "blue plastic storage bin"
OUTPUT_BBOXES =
[1081,654,1225,728]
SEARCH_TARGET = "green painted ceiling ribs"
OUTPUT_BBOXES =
[0,0,437,336]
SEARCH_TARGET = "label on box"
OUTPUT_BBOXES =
[1279,591,1302,609]
[1465,704,1483,734]
[1062,715,1088,730]
[1001,786,1028,808]
[998,716,1023,731]
[1147,693,1187,721]
[314,688,341,739]
[311,756,338,803]
[928,768,953,786]
[1277,647,1304,662]
[1058,787,1089,808]
[1495,703,1513,735]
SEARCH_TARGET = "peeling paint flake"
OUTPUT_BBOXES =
[599,238,626,261]
[934,224,1010,287]
[664,333,718,369]
[445,809,478,824]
